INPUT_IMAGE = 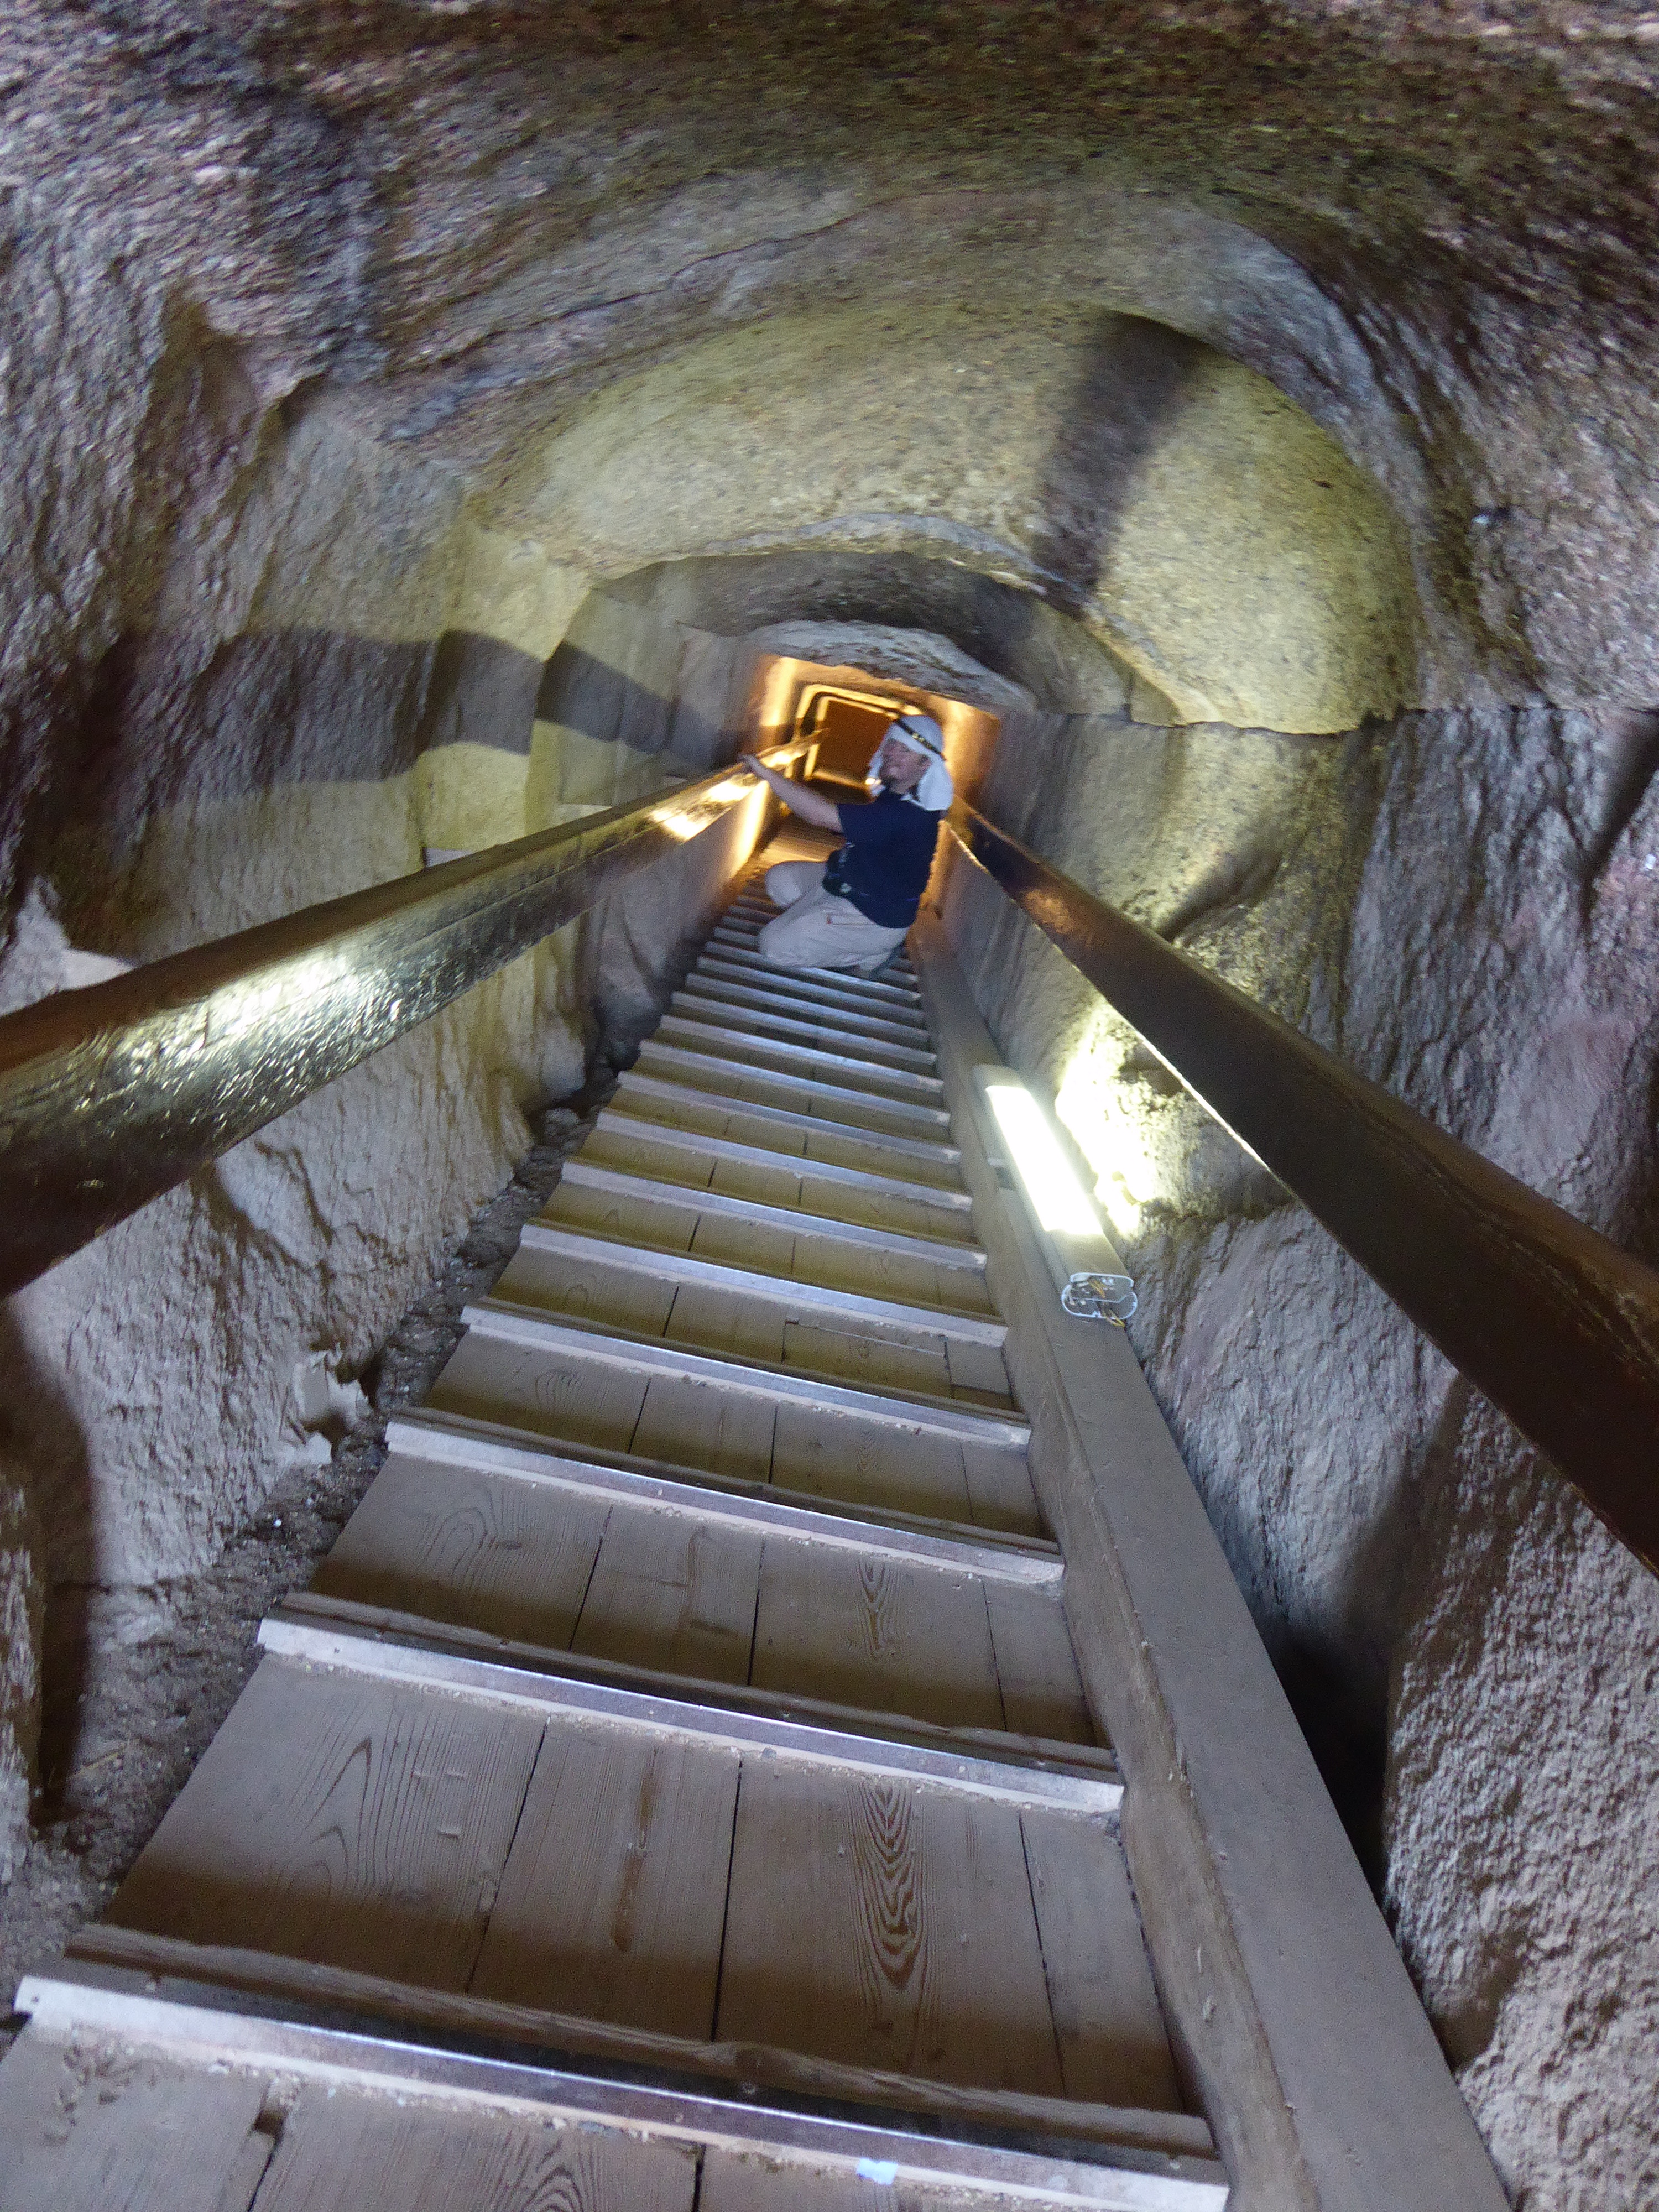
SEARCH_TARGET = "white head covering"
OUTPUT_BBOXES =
[883,712,954,812]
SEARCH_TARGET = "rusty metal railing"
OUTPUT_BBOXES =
[0,750,800,1298]
[946,800,1659,1574]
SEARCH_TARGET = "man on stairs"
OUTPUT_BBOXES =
[740,711,954,975]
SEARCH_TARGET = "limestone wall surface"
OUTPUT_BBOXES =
[940,701,1659,2211]
[0,372,766,1878]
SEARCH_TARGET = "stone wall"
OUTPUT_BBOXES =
[940,702,1659,2210]
[0,382,768,1879]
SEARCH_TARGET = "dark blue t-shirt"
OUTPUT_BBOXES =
[832,791,941,927]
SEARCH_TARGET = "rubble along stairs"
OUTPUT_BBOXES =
[0,826,1226,2212]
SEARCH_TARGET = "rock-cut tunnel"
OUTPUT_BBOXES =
[0,9,1656,2212]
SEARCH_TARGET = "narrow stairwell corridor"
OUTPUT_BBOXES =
[0,830,1224,2208]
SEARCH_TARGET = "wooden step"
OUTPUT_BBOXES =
[497,1224,1013,1409]
[640,1040,952,1129]
[18,1966,1222,2204]
[303,1520,1093,1743]
[609,1075,967,1187]
[381,1410,1053,1574]
[557,1160,988,1270]
[507,1219,998,1339]
[575,1121,980,1245]
[454,1303,1027,1445]
[697,941,924,1012]
[671,989,939,1071]
[619,1066,961,1164]
[427,1294,1035,1528]
[540,1176,1001,1326]
[86,1630,1185,2122]
[383,1403,1042,1556]
[692,953,931,1030]
[656,1014,945,1098]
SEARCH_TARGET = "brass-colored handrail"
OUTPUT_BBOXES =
[0,749,801,1298]
[947,800,1659,1573]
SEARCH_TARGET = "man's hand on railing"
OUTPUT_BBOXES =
[741,753,844,833]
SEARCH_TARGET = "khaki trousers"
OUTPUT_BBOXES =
[755,860,910,974]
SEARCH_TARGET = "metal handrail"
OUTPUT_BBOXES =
[0,748,802,1298]
[947,799,1659,1574]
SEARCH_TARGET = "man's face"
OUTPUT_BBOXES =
[875,734,926,791]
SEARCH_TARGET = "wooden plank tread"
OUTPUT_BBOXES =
[385,1407,1056,1566]
[255,1618,1110,1807]
[518,1220,1003,1343]
[557,1160,988,1269]
[640,1041,952,1127]
[656,1014,945,1096]
[672,989,939,1068]
[593,1107,973,1212]
[618,1068,961,1163]
[462,1300,1027,1443]
[29,1958,1222,2189]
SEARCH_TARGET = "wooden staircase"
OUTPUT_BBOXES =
[0,831,1227,2211]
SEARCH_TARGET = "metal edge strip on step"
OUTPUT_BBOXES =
[256,1613,1109,1809]
[677,960,938,1035]
[670,989,940,1070]
[386,1406,1055,1564]
[592,1108,974,1214]
[697,942,924,1011]
[275,1589,1105,1775]
[618,1068,960,1162]
[557,1159,987,1269]
[640,1041,952,1128]
[380,1410,1048,1577]
[15,1970,1224,2205]
[520,1219,1000,1342]
[680,969,933,1042]
[656,1014,945,1096]
[460,1299,1029,1444]
[690,956,931,1030]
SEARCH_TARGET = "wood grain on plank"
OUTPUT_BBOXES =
[0,2027,270,2212]
[427,1336,650,1454]
[1020,1807,1184,2111]
[799,1181,972,1244]
[751,1543,1004,1730]
[959,1439,1045,1536]
[718,1761,1065,2096]
[667,1281,787,1365]
[472,1723,739,2038]
[585,1124,719,1192]
[769,1405,974,1522]
[690,1208,798,1274]
[633,1373,777,1481]
[252,2085,698,2212]
[711,1154,806,1208]
[541,1180,701,1254]
[802,1127,959,1188]
[108,1657,544,1991]
[945,1335,1015,1404]
[314,1451,611,1648]
[722,1108,810,1157]
[781,1319,952,1400]
[573,1510,764,1683]
[491,1245,679,1337]
[982,1582,1099,1745]
[790,1233,956,1310]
